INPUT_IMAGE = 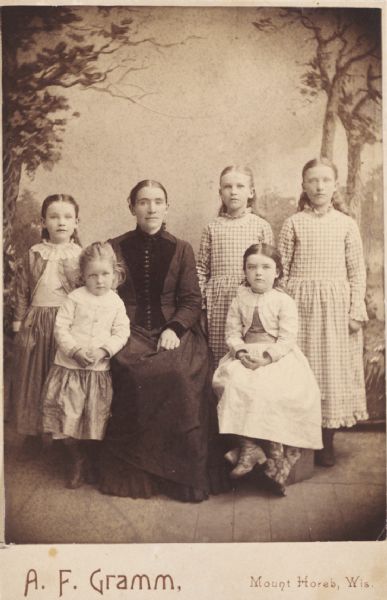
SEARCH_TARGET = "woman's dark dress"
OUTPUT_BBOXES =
[99,227,229,501]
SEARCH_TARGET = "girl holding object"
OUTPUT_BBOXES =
[278,158,368,467]
[197,165,273,366]
[43,242,130,489]
[213,243,322,496]
[12,194,82,455]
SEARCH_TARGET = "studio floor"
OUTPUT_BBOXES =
[3,425,386,544]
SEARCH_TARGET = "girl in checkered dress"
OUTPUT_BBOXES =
[197,166,273,366]
[278,158,368,467]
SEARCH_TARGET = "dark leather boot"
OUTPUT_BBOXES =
[315,428,336,467]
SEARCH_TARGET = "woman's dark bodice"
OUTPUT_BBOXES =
[111,227,201,337]
[120,227,174,330]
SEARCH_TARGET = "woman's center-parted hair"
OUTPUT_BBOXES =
[41,194,81,245]
[298,157,349,215]
[128,180,168,207]
[79,242,125,288]
[218,165,257,215]
[243,243,284,284]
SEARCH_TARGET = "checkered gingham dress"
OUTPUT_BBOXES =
[197,211,273,366]
[278,207,368,428]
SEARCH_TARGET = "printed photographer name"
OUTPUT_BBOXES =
[24,568,181,597]
[250,574,373,592]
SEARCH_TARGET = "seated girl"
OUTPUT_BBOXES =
[213,243,322,496]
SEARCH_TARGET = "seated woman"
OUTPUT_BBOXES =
[99,180,229,502]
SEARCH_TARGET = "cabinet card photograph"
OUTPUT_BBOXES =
[1,1,386,598]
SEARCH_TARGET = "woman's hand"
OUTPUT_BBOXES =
[12,321,22,333]
[157,328,181,351]
[73,348,95,368]
[349,318,362,333]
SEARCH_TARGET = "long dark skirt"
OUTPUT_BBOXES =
[99,324,230,502]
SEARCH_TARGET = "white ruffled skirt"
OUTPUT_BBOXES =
[213,343,322,449]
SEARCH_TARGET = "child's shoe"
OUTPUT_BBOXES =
[224,447,240,466]
[64,439,85,489]
[315,428,335,467]
[230,439,266,479]
[262,474,287,497]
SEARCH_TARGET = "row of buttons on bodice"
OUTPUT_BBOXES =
[143,240,152,330]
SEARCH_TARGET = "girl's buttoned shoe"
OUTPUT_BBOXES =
[230,438,267,479]
[224,447,240,466]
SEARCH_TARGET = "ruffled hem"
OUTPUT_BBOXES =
[322,411,369,429]
[98,442,231,502]
[98,457,212,503]
[99,461,159,499]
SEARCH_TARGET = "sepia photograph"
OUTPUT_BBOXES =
[1,0,385,561]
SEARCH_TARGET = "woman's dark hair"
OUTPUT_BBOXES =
[128,180,168,207]
[218,165,257,216]
[298,157,349,215]
[41,194,81,245]
[243,243,283,287]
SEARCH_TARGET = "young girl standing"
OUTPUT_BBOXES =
[278,158,368,467]
[213,244,322,496]
[197,166,273,365]
[43,242,130,489]
[12,194,82,455]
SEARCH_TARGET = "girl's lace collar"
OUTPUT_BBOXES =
[31,240,81,260]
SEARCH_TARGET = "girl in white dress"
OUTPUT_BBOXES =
[12,194,82,456]
[278,158,368,467]
[197,166,273,366]
[213,243,322,496]
[43,242,130,489]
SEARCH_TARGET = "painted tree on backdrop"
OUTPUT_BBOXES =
[253,7,382,224]
[253,7,384,421]
[2,5,191,330]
